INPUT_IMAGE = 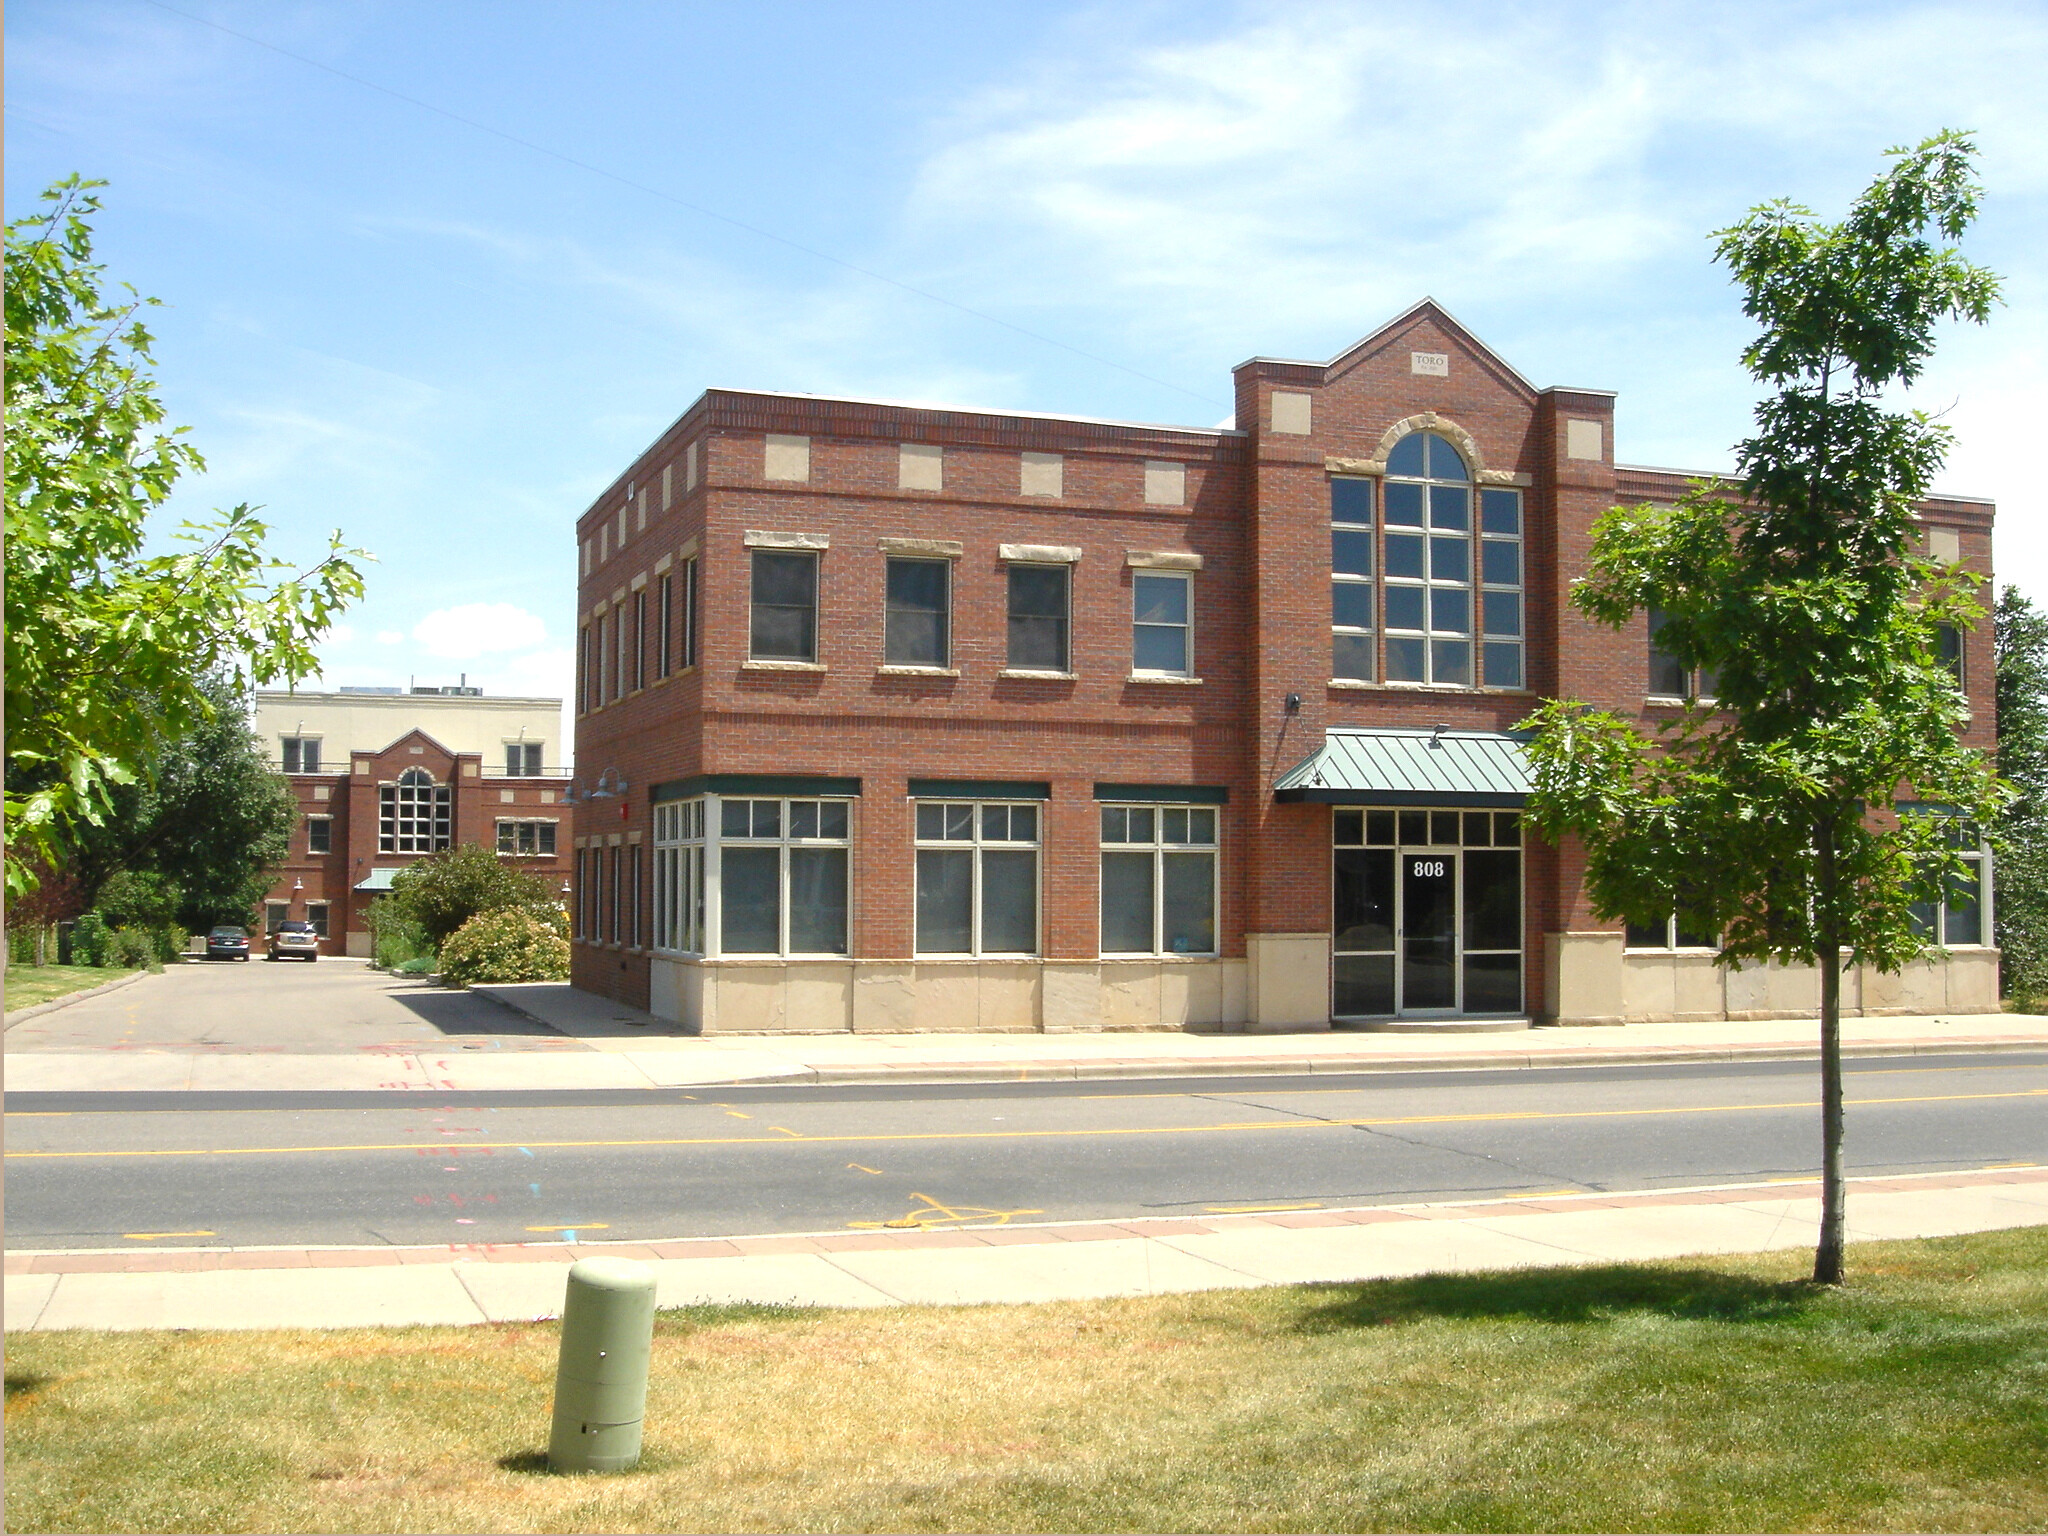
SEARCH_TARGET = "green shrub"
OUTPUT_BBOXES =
[71,912,112,967]
[435,906,570,988]
[384,843,560,948]
[106,927,159,971]
[367,898,434,970]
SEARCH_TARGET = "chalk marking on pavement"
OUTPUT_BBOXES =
[526,1224,609,1233]
[9,1088,2044,1160]
[847,1163,883,1174]
[851,1192,1044,1231]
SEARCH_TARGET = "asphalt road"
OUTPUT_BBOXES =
[7,1053,2043,1250]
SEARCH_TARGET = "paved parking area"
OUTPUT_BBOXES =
[2,961,588,1055]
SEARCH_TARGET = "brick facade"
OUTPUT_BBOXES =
[267,728,573,956]
[569,301,1999,1032]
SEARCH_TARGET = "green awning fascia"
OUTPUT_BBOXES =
[353,867,405,892]
[1273,728,1532,806]
[651,773,863,802]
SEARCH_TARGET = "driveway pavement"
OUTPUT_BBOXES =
[3,959,590,1056]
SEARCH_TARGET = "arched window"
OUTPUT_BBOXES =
[1330,429,1523,689]
[379,767,452,853]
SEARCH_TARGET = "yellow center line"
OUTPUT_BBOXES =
[124,1230,216,1241]
[5,1088,2042,1161]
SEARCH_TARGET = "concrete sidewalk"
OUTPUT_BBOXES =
[8,1164,2043,1330]
[7,984,2046,1093]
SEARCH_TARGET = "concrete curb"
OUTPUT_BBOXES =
[3,967,155,1031]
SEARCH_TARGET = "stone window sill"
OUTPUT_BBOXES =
[878,665,960,677]
[998,668,1078,681]
[1126,673,1203,685]
[743,659,826,672]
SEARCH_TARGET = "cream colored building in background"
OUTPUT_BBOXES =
[253,687,569,774]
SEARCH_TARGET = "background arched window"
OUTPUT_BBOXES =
[379,767,452,853]
[1330,429,1523,689]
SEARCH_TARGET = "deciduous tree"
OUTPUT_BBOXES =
[1521,131,2004,1285]
[4,176,368,899]
[1993,585,2048,1004]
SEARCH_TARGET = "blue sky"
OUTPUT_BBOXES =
[9,0,2045,729]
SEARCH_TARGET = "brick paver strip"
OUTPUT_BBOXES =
[12,1166,2042,1277]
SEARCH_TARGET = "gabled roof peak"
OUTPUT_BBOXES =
[1235,298,1540,398]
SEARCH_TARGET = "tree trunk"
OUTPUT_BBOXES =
[1815,827,1847,1285]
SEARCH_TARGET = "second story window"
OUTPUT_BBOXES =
[282,736,321,773]
[1132,572,1192,677]
[885,557,950,667]
[379,767,450,854]
[751,550,818,662]
[496,819,558,856]
[506,742,543,775]
[306,816,331,855]
[1936,622,1965,686]
[1007,564,1070,672]
[1332,476,1375,681]
[1648,607,1717,701]
[1330,432,1522,690]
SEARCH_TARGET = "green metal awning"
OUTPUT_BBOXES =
[353,867,404,892]
[1274,728,1531,806]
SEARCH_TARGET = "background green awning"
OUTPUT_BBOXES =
[1274,728,1531,806]
[353,867,404,892]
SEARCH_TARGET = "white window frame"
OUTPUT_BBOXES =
[715,796,853,957]
[1098,803,1220,957]
[913,800,1042,957]
[652,799,708,956]
[281,736,322,773]
[379,768,450,854]
[1130,570,1193,678]
[305,901,330,939]
[306,815,332,855]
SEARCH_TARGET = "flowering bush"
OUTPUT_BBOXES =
[435,905,569,988]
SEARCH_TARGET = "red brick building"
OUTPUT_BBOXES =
[570,301,1998,1031]
[258,689,573,955]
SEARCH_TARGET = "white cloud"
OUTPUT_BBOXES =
[321,622,355,647]
[411,603,550,660]
[375,630,405,646]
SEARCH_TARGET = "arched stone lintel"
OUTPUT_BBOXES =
[1322,414,1533,487]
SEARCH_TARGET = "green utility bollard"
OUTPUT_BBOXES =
[548,1257,657,1473]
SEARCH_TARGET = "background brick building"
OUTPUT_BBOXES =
[256,688,572,955]
[569,300,1998,1032]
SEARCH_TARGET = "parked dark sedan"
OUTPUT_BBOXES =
[205,924,252,961]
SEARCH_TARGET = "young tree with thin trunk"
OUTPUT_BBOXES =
[1521,131,2004,1285]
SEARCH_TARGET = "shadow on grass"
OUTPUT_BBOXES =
[5,1373,49,1400]
[1293,1262,1822,1332]
[497,1450,552,1475]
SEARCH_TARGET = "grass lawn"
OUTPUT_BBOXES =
[6,1227,2046,1534]
[2,963,137,1013]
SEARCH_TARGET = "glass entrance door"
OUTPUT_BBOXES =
[1400,851,1458,1010]
[1332,807,1524,1019]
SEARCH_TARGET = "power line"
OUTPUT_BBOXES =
[136,0,1230,410]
